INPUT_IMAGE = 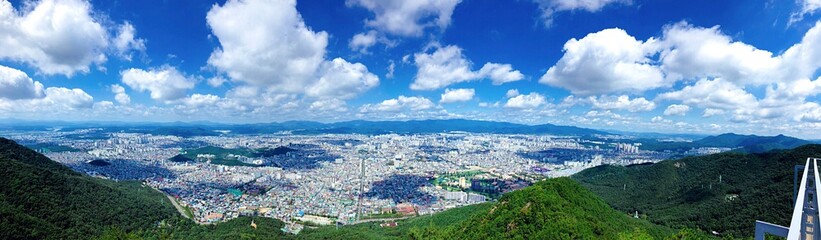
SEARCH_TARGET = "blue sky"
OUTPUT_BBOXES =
[0,0,820,137]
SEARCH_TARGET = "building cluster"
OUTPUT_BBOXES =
[1,129,696,229]
[686,147,734,155]
[614,143,640,154]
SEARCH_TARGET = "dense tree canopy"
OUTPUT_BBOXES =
[0,138,178,239]
[573,144,821,237]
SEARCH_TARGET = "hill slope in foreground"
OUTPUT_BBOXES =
[0,138,178,239]
[573,144,821,238]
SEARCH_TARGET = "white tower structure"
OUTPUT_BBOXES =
[755,158,821,240]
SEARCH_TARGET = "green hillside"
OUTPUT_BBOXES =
[573,144,821,238]
[297,178,697,240]
[297,203,492,239]
[108,216,291,239]
[426,178,677,239]
[0,138,178,239]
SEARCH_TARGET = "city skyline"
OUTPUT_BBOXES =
[1,0,821,137]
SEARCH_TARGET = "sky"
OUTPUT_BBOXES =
[0,0,820,137]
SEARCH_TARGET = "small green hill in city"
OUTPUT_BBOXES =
[170,145,298,166]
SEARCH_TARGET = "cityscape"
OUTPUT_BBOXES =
[0,0,819,238]
[2,127,731,233]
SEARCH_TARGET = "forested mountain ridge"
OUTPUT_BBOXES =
[0,138,178,239]
[573,144,821,237]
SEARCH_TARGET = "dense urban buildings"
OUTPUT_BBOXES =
[2,128,727,228]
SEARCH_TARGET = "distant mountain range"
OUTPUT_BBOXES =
[0,118,816,154]
[633,133,812,153]
[695,133,812,153]
[0,119,609,137]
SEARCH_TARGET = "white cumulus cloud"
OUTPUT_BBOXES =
[539,28,665,95]
[40,87,93,109]
[121,66,196,101]
[346,0,462,37]
[790,0,821,24]
[306,58,379,100]
[110,84,130,105]
[663,104,690,116]
[439,88,475,103]
[207,0,326,91]
[411,45,523,90]
[658,22,780,86]
[657,78,757,111]
[207,76,227,88]
[360,96,435,112]
[477,63,525,85]
[0,86,93,113]
[310,98,348,112]
[0,0,113,76]
[506,89,520,98]
[0,65,44,100]
[207,0,379,100]
[112,22,146,61]
[179,94,220,108]
[349,30,378,53]
[589,95,655,112]
[651,116,672,124]
[532,0,628,27]
[703,108,726,117]
[505,92,546,109]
